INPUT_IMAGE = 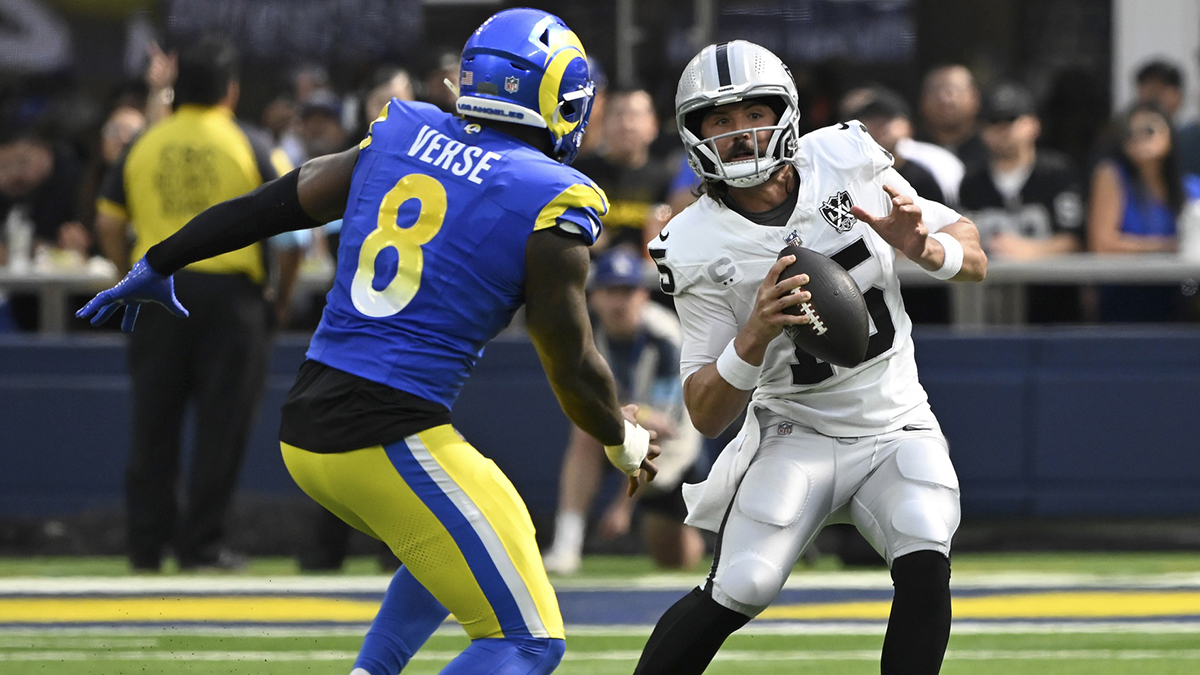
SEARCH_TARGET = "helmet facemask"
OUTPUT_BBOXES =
[681,98,799,188]
[550,82,595,164]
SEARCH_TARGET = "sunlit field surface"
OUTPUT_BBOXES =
[1,553,1198,675]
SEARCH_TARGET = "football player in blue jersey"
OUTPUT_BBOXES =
[77,9,657,675]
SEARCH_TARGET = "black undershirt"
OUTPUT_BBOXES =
[720,182,799,227]
[279,360,451,453]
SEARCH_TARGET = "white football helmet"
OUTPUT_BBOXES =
[676,41,801,188]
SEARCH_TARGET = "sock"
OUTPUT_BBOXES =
[440,637,565,675]
[549,511,585,556]
[633,587,751,675]
[353,566,450,675]
[881,550,952,675]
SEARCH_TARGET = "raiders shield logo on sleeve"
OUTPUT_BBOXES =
[819,190,857,233]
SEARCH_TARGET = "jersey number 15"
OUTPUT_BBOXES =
[790,238,896,385]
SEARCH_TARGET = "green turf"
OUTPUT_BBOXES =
[0,631,1197,675]
[1,552,1197,673]
[1,551,1198,578]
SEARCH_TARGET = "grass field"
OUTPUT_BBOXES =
[0,553,1197,674]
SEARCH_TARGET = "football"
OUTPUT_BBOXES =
[777,245,870,368]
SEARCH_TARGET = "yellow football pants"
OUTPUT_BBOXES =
[281,425,563,640]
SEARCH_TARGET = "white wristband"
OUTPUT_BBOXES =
[927,232,964,281]
[715,339,761,390]
[604,420,650,476]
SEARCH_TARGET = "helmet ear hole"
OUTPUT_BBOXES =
[684,109,706,138]
[763,96,787,120]
[539,29,551,46]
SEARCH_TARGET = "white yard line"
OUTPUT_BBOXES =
[1,571,1199,594]
[0,648,1197,662]
[0,620,1198,639]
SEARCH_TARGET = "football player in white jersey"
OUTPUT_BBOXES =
[633,41,986,675]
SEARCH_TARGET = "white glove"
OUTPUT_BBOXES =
[604,420,650,476]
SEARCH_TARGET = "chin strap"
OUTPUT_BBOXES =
[724,166,775,188]
[724,162,791,189]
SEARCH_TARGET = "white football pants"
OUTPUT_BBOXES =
[708,409,961,617]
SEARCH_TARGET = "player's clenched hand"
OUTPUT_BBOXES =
[742,255,812,350]
[75,256,189,333]
[850,184,929,262]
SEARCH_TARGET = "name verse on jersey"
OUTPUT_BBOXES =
[407,125,501,185]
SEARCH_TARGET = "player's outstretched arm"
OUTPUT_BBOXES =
[76,147,359,332]
[525,230,659,493]
[145,146,359,275]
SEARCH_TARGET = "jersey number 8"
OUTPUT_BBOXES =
[351,173,447,317]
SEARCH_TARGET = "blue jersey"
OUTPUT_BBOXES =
[307,100,608,408]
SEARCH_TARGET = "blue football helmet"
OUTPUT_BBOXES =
[456,8,595,164]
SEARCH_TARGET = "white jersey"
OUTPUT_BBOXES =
[648,121,961,438]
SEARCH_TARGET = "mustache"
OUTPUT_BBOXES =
[726,138,758,159]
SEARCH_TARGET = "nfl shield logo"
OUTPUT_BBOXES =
[777,422,793,436]
[819,190,857,233]
[505,76,520,93]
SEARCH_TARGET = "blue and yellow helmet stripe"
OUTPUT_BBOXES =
[538,44,588,138]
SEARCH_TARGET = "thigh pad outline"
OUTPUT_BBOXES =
[735,457,811,528]
[895,442,959,493]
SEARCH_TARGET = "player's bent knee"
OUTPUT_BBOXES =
[441,637,565,675]
[714,552,787,614]
[516,637,565,675]
[890,499,954,545]
[736,460,811,527]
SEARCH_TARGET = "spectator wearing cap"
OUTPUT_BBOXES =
[959,82,1086,322]
[844,84,964,205]
[542,246,706,575]
[297,89,350,163]
[1135,60,1184,121]
[841,86,947,203]
[1134,58,1200,179]
[917,64,990,172]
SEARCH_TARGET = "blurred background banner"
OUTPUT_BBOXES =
[160,0,425,66]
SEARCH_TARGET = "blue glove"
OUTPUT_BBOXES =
[75,257,189,332]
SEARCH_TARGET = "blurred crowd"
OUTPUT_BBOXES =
[3,37,1200,331]
[3,20,1199,574]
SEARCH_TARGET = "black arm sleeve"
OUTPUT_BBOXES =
[144,168,321,275]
